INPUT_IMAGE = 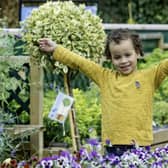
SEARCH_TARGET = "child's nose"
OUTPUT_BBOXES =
[120,57,127,63]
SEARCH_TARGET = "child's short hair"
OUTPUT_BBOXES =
[104,29,144,59]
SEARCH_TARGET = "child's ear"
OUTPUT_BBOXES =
[137,53,141,59]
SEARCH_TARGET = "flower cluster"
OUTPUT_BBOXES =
[1,139,168,168]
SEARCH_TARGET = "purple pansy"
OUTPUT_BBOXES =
[16,139,168,167]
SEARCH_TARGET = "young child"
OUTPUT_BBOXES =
[39,29,168,156]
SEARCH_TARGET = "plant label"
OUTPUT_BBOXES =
[48,92,74,124]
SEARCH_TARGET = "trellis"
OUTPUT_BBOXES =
[0,60,30,120]
[0,53,44,158]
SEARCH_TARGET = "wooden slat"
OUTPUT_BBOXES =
[2,28,20,34]
[152,128,168,148]
[0,56,29,65]
[5,124,45,136]
[139,33,163,40]
[30,61,44,158]
[103,23,168,31]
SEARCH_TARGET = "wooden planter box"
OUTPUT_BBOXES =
[152,127,168,148]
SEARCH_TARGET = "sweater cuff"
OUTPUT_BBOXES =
[52,45,63,60]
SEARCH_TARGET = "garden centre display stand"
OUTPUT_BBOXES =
[5,124,45,159]
[29,61,44,158]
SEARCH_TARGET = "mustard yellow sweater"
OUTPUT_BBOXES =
[53,45,168,146]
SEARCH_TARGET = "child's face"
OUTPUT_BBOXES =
[109,39,139,75]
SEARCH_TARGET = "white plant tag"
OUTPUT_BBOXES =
[48,92,74,124]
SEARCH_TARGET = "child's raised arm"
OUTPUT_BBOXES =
[38,38,105,87]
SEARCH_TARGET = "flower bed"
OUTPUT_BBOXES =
[1,139,168,168]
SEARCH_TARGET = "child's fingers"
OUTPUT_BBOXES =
[39,38,49,41]
[38,38,50,45]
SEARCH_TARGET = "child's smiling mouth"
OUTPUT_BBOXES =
[119,65,131,71]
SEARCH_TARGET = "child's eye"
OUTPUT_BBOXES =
[113,55,121,60]
[125,53,131,57]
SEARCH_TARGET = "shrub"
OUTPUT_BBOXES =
[21,1,106,72]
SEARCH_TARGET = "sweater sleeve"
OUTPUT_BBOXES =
[154,59,168,89]
[53,45,105,86]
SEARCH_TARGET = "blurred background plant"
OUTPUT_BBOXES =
[1,0,168,28]
[0,108,15,162]
[0,8,16,56]
[0,30,16,56]
[98,0,168,24]
[43,82,101,147]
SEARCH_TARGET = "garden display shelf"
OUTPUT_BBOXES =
[152,126,168,148]
[4,124,45,137]
[3,125,45,160]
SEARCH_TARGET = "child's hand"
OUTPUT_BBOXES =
[39,38,57,53]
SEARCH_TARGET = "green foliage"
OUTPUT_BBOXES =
[0,110,40,162]
[0,33,30,123]
[139,48,168,68]
[153,101,168,126]
[0,61,21,107]
[21,1,106,73]
[43,90,72,147]
[0,29,30,124]
[98,0,168,24]
[0,63,28,121]
[98,1,128,23]
[0,61,30,124]
[0,132,15,162]
[0,30,31,160]
[73,83,101,143]
[0,29,16,56]
[0,110,15,124]
[43,83,101,146]
[134,0,168,24]
[0,29,27,56]
[0,110,15,162]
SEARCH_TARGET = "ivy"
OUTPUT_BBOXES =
[0,61,21,107]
